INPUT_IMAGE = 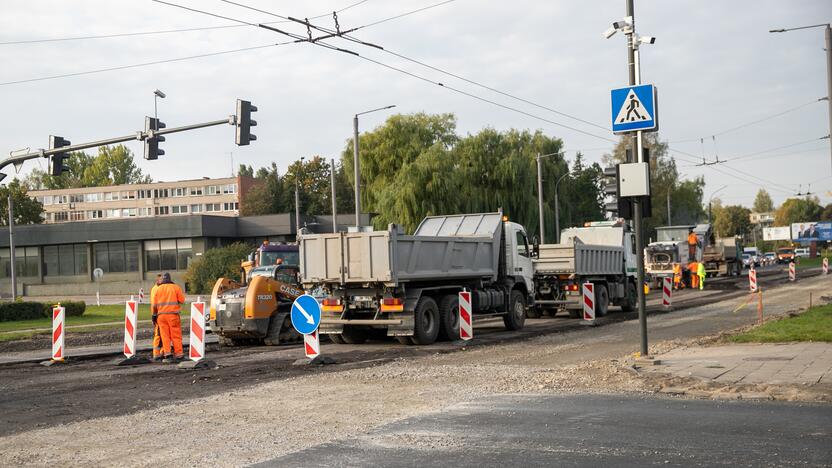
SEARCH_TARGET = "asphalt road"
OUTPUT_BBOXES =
[261,394,832,467]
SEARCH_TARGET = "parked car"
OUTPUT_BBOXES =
[795,248,809,258]
[776,247,795,264]
[763,252,776,265]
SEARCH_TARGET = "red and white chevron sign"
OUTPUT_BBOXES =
[123,299,138,358]
[52,306,65,361]
[582,283,595,321]
[662,277,672,309]
[305,330,320,359]
[748,268,757,292]
[789,262,796,282]
[458,291,473,341]
[189,302,206,362]
[823,257,829,275]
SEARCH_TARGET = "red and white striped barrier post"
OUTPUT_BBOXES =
[51,305,65,362]
[123,297,138,358]
[824,257,829,275]
[662,277,673,310]
[748,268,758,292]
[179,298,215,369]
[459,291,473,341]
[789,262,796,282]
[304,330,320,359]
[138,288,145,304]
[582,282,595,324]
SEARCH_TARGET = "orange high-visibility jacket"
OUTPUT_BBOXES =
[152,283,185,315]
[688,232,698,246]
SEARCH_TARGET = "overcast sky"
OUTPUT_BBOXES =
[1,0,830,209]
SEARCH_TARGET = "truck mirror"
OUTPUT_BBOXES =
[532,235,540,258]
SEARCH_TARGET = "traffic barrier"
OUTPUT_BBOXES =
[459,291,473,341]
[823,257,828,275]
[582,282,595,322]
[138,288,145,303]
[189,301,206,361]
[662,277,672,309]
[748,268,757,292]
[51,305,65,362]
[789,262,796,282]
[123,298,138,358]
[304,330,320,359]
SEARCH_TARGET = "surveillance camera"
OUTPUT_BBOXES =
[603,26,617,39]
[639,36,656,44]
[612,16,632,30]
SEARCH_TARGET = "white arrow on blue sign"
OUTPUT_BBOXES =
[291,294,321,335]
[611,84,658,134]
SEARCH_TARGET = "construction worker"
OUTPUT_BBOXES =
[688,229,698,260]
[151,272,186,363]
[697,261,706,290]
[688,261,699,289]
[275,257,283,266]
[150,274,164,362]
[672,263,682,290]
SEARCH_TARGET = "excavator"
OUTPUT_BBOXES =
[209,242,305,346]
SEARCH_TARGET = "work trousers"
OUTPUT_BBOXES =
[691,274,699,289]
[157,313,184,358]
[698,274,705,290]
[152,325,164,358]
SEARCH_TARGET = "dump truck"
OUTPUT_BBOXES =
[209,243,305,346]
[644,225,694,288]
[298,212,531,345]
[531,221,638,318]
[702,236,742,277]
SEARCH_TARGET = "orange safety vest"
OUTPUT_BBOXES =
[150,284,159,307]
[152,283,185,315]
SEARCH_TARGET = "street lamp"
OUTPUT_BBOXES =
[770,23,832,173]
[553,172,569,244]
[153,89,165,131]
[295,156,305,234]
[708,185,728,223]
[354,105,396,227]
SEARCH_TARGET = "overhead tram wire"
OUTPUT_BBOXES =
[0,0,375,46]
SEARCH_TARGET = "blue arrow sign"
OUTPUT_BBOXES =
[611,84,658,133]
[291,294,321,335]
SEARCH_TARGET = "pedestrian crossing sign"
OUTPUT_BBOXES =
[610,84,658,133]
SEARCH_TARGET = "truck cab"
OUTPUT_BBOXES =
[506,221,535,295]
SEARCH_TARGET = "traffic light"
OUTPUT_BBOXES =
[144,117,166,160]
[48,135,72,176]
[603,164,633,218]
[235,99,257,146]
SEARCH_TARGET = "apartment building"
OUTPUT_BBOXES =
[30,176,257,224]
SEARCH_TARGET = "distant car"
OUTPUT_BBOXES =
[742,253,753,269]
[795,248,809,258]
[763,252,776,265]
[776,247,795,264]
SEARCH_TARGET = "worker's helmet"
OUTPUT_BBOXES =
[162,272,172,283]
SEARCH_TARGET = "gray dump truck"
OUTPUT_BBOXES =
[298,212,532,345]
[702,236,742,277]
[532,221,638,318]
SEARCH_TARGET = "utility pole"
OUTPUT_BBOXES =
[331,158,338,233]
[666,190,671,226]
[353,115,360,228]
[554,172,569,244]
[7,192,16,299]
[536,153,545,243]
[295,157,304,236]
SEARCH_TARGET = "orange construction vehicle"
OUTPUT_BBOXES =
[209,243,304,346]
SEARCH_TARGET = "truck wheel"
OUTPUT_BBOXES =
[341,326,369,344]
[328,333,346,344]
[620,281,637,312]
[438,294,460,341]
[412,297,440,345]
[503,290,526,331]
[595,284,609,317]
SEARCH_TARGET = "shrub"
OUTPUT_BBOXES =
[184,242,253,294]
[0,301,48,322]
[61,301,86,317]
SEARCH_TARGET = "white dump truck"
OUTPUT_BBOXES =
[298,212,532,345]
[531,221,638,318]
[644,225,694,288]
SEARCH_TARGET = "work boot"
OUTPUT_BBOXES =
[151,356,162,363]
[161,356,174,364]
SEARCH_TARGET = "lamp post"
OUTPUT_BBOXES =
[330,158,337,233]
[708,185,728,223]
[770,24,832,173]
[354,105,396,227]
[535,151,561,244]
[295,157,305,235]
[553,172,569,244]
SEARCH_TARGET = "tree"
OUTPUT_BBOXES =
[774,197,823,226]
[752,189,774,213]
[0,179,44,225]
[23,145,150,190]
[284,156,335,217]
[237,164,254,177]
[183,243,252,294]
[713,205,752,238]
[240,162,289,216]
[821,203,832,221]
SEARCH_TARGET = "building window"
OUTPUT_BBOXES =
[154,188,169,198]
[145,239,192,272]
[42,196,53,205]
[223,202,239,211]
[84,193,101,203]
[139,207,152,217]
[70,211,85,221]
[70,194,84,203]
[144,241,160,271]
[189,186,203,196]
[121,191,136,200]
[224,184,237,194]
[176,239,192,270]
[138,189,153,199]
[173,187,186,197]
[190,204,202,213]
[4,247,41,278]
[121,208,137,217]
[171,205,188,215]
[205,203,221,212]
[155,206,169,216]
[207,186,218,195]
[53,212,68,222]
[42,244,86,277]
[93,241,139,273]
[106,209,121,218]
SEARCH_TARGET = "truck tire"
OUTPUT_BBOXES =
[438,294,460,341]
[503,290,526,331]
[328,333,346,344]
[595,284,609,317]
[412,297,440,345]
[620,281,637,312]
[341,326,369,344]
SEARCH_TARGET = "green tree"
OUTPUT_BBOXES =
[0,179,44,225]
[284,156,335,217]
[237,164,254,177]
[183,243,252,294]
[713,205,752,237]
[821,203,832,221]
[774,197,823,226]
[240,162,289,216]
[752,189,774,213]
[23,145,150,189]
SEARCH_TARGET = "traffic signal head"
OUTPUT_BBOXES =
[48,135,71,176]
[236,99,257,146]
[144,117,166,160]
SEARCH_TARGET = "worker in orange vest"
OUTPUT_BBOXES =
[688,230,698,260]
[151,272,186,363]
[688,261,699,289]
[149,274,165,362]
[672,263,683,290]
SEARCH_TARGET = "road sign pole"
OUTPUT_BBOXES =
[8,192,16,300]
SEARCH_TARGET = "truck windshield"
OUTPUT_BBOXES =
[261,251,299,266]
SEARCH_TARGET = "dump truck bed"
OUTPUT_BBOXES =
[299,213,503,286]
[533,243,624,276]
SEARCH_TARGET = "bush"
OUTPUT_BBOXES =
[62,301,86,317]
[184,242,253,294]
[0,301,48,322]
